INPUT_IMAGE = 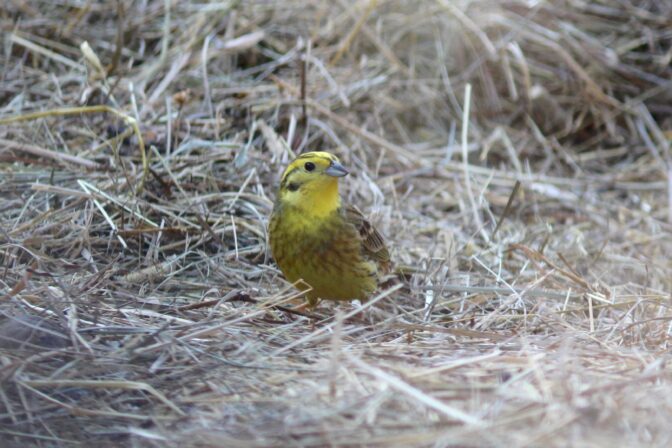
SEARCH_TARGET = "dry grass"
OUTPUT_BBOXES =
[2,0,672,446]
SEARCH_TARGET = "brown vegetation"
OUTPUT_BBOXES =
[2,1,672,446]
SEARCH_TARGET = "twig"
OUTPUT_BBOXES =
[0,106,148,192]
[492,180,521,238]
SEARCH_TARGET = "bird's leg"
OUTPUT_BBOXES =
[292,297,320,328]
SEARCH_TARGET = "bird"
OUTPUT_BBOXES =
[269,151,390,307]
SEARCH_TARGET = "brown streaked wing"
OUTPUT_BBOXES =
[344,205,391,273]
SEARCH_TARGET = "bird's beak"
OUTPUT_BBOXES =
[324,161,349,177]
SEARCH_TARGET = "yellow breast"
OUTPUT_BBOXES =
[269,207,377,304]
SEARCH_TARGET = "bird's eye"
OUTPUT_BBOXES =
[304,162,315,172]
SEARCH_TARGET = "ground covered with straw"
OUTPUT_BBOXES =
[2,1,672,446]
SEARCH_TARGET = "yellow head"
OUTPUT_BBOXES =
[277,151,349,218]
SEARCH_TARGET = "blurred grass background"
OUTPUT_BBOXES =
[2,1,672,446]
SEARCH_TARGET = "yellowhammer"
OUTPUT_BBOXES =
[269,151,391,306]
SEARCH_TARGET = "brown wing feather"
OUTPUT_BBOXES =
[344,205,391,274]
